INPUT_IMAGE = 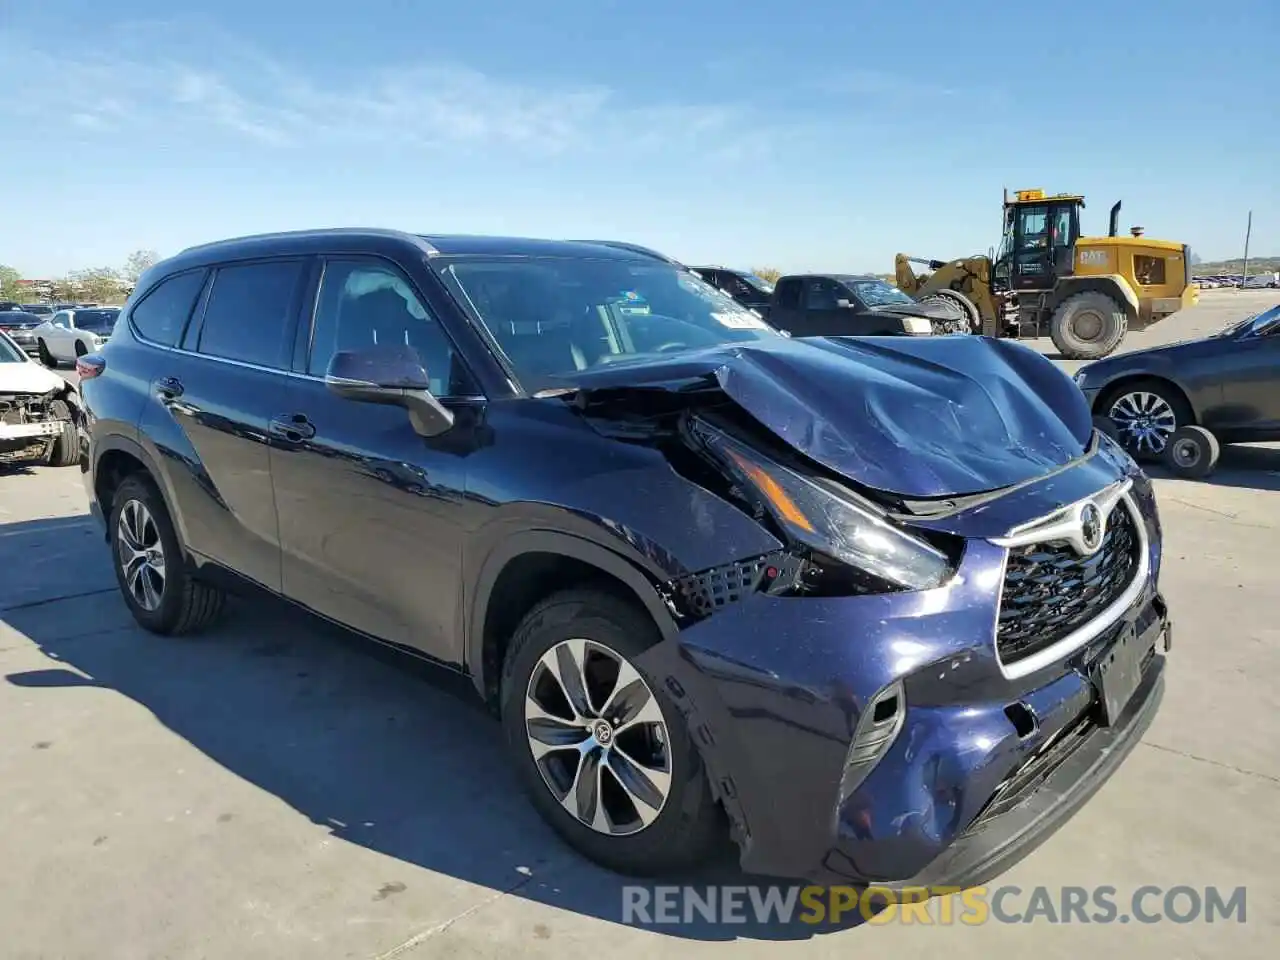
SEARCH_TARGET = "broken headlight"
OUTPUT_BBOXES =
[700,428,952,591]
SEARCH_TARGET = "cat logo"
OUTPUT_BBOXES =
[1080,250,1109,267]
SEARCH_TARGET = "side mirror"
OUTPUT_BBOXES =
[835,298,855,309]
[324,346,455,438]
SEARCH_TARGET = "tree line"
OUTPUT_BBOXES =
[0,250,160,306]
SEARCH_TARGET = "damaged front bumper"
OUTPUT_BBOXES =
[634,453,1167,888]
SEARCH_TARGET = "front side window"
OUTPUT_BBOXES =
[309,259,474,397]
[439,258,778,390]
[197,260,304,368]
[803,278,840,310]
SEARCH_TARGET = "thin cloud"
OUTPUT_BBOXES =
[0,20,766,158]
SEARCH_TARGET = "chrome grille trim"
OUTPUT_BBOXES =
[990,481,1149,680]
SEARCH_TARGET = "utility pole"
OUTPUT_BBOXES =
[1241,210,1252,286]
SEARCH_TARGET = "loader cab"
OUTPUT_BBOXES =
[997,190,1084,293]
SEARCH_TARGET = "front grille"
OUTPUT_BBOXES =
[997,501,1141,665]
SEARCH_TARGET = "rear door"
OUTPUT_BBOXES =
[269,255,485,663]
[138,258,308,590]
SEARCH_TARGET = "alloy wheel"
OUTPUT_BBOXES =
[116,499,167,611]
[1108,390,1178,455]
[524,637,672,836]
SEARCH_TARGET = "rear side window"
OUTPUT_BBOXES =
[775,278,801,308]
[130,271,206,346]
[197,260,304,368]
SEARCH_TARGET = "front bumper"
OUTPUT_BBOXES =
[637,452,1166,888]
[0,420,66,441]
[3,332,39,354]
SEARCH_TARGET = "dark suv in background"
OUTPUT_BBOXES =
[80,229,1170,887]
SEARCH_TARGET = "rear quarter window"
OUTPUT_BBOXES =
[129,270,208,346]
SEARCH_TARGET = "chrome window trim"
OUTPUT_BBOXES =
[127,338,487,402]
[990,479,1149,680]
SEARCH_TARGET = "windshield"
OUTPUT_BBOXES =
[742,274,775,294]
[847,279,915,308]
[21,305,52,315]
[441,258,779,389]
[75,309,120,333]
[0,332,26,362]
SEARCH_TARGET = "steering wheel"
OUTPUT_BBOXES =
[655,341,688,353]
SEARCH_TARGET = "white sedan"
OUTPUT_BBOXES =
[34,307,121,367]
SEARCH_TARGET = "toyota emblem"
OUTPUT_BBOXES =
[1079,502,1105,554]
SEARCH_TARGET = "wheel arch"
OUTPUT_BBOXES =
[467,530,680,708]
[1051,275,1139,324]
[1094,373,1199,424]
[92,435,185,544]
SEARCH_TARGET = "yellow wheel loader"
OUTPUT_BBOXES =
[895,189,1198,360]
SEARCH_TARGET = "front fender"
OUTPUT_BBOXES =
[464,524,683,699]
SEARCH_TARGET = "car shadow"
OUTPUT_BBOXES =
[1143,443,1280,493]
[0,514,870,942]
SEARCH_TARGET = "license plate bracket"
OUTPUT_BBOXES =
[1091,622,1151,727]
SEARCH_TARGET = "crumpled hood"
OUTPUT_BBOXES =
[558,335,1092,499]
[0,361,67,395]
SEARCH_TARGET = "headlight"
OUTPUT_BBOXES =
[698,427,953,591]
[902,317,933,335]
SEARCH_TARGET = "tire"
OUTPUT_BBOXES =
[920,288,979,334]
[74,340,88,358]
[1099,377,1192,462]
[1162,425,1220,479]
[108,474,226,635]
[46,399,79,467]
[499,587,721,877]
[1049,292,1128,360]
[37,339,58,368]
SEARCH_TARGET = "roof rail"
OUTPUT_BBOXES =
[572,240,683,265]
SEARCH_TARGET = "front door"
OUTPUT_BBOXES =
[1212,331,1280,438]
[269,256,487,664]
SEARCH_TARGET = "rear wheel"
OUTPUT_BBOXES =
[74,340,88,358]
[500,588,722,876]
[1050,292,1127,359]
[109,474,227,635]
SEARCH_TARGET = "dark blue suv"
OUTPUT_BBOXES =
[78,229,1170,887]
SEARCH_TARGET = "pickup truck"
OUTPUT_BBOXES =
[693,270,965,337]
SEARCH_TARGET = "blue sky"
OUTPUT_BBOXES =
[2,0,1277,277]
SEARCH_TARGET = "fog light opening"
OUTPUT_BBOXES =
[1004,702,1037,739]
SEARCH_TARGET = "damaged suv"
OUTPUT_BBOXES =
[0,328,82,467]
[79,230,1170,887]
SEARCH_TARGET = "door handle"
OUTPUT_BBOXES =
[154,376,184,400]
[269,413,316,442]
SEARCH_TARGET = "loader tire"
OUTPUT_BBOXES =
[920,288,980,334]
[1049,292,1127,360]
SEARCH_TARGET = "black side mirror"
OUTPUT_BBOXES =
[325,346,454,438]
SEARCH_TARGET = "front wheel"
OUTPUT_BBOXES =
[1103,379,1192,461]
[500,588,722,876]
[1050,292,1128,359]
[37,339,58,368]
